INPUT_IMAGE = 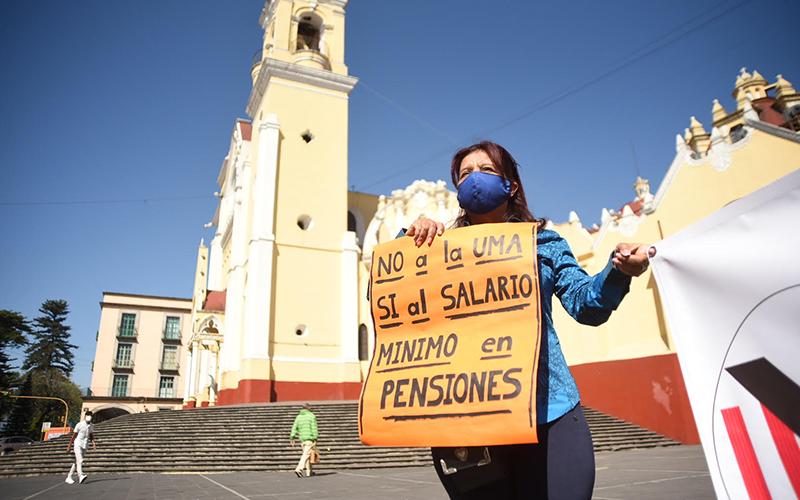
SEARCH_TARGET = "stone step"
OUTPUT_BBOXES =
[0,402,679,476]
[0,461,437,477]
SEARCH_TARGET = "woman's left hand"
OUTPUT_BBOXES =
[612,243,656,277]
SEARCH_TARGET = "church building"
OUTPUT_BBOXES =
[177,0,800,447]
[183,0,369,407]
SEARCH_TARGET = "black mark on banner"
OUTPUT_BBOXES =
[476,255,524,266]
[375,361,452,374]
[446,263,465,270]
[726,357,800,436]
[445,303,530,320]
[411,318,430,324]
[375,276,404,284]
[379,322,404,329]
[416,271,428,276]
[383,409,512,421]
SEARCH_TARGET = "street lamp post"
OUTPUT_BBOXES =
[0,392,70,428]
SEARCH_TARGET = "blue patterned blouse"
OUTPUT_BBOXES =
[535,228,631,423]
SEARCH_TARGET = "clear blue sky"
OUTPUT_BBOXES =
[1,0,796,389]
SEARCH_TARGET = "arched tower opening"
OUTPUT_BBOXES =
[296,13,323,52]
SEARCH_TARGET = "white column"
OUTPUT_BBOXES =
[341,231,360,363]
[223,160,252,376]
[188,341,200,401]
[183,345,196,402]
[207,233,223,291]
[208,348,218,406]
[243,114,280,364]
[199,348,210,397]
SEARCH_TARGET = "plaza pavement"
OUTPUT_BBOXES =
[2,445,713,500]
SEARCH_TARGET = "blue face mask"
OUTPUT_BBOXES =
[457,172,512,214]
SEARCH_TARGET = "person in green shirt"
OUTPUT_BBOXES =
[290,403,318,477]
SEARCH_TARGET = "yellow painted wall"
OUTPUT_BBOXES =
[554,127,800,366]
[248,67,355,382]
[260,0,349,76]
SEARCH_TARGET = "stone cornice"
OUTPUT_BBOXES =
[246,58,358,117]
[746,119,800,144]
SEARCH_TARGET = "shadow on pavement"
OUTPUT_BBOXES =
[84,476,130,484]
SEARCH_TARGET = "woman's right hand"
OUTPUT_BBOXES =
[406,217,445,247]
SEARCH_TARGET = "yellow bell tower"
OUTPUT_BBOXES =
[216,0,360,404]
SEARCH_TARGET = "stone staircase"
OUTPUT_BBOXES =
[0,402,678,476]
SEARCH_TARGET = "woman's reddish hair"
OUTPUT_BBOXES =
[449,141,545,228]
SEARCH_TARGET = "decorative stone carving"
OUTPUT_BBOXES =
[362,180,459,268]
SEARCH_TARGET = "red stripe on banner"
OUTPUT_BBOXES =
[762,404,800,497]
[721,406,772,500]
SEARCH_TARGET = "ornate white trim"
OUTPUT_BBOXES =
[651,135,690,211]
[258,1,278,28]
[247,58,358,117]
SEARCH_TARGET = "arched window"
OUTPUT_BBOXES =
[347,211,357,233]
[358,324,369,361]
[296,15,322,52]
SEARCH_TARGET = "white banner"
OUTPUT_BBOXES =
[651,169,800,500]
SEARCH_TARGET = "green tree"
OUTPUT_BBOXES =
[5,372,36,438]
[23,300,77,379]
[0,310,30,421]
[30,370,82,429]
[0,310,30,390]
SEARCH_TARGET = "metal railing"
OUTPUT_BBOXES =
[112,358,135,369]
[117,326,137,338]
[160,360,180,371]
[162,329,182,342]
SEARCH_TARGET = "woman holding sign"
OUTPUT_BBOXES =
[406,141,653,500]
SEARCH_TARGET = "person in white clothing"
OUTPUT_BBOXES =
[65,410,96,484]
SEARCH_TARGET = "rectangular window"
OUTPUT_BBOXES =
[159,376,175,398]
[111,374,128,397]
[119,313,136,337]
[115,344,133,368]
[161,345,178,370]
[164,316,181,339]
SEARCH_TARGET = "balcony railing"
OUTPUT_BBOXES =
[291,48,330,70]
[162,329,182,343]
[112,359,134,369]
[117,326,137,339]
[160,360,180,371]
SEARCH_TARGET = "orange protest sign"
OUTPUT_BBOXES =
[359,222,541,447]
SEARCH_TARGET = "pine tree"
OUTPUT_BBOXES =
[0,310,30,391]
[0,310,29,422]
[23,300,77,379]
[5,372,35,438]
